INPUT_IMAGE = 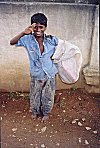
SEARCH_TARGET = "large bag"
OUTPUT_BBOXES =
[52,39,82,84]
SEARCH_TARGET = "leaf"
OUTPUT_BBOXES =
[72,120,76,124]
[78,122,82,126]
[12,128,17,132]
[41,144,45,148]
[93,130,97,134]
[85,140,89,145]
[78,138,81,143]
[41,126,47,133]
[85,127,91,130]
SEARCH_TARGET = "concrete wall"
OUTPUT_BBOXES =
[0,2,99,93]
[83,6,99,93]
[0,0,99,5]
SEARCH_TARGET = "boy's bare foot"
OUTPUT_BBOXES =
[42,115,49,122]
[29,109,32,113]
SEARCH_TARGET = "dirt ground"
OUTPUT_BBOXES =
[0,88,100,148]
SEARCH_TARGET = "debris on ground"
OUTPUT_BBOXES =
[0,88,100,148]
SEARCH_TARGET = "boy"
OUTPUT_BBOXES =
[10,13,58,122]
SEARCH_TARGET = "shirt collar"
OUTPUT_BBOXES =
[31,33,46,41]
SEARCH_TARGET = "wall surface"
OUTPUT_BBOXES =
[0,0,99,5]
[0,2,99,93]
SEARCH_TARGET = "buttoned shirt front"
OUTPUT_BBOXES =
[16,33,58,80]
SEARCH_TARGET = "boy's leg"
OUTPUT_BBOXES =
[30,77,42,117]
[41,78,55,121]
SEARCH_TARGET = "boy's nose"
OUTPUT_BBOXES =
[37,27,41,31]
[35,26,41,31]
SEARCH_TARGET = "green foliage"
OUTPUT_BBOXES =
[72,86,77,90]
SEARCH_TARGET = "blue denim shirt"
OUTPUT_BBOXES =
[16,33,58,80]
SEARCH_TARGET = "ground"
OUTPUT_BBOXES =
[0,88,100,148]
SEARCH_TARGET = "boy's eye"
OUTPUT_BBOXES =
[34,26,44,29]
[39,26,44,29]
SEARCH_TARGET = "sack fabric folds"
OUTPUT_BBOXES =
[52,39,82,84]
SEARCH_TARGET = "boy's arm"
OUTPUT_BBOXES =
[10,24,35,45]
[10,32,25,45]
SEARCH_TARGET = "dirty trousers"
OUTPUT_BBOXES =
[30,77,55,116]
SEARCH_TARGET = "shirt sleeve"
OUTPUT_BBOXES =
[15,35,29,47]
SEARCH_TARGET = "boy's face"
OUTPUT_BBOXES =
[32,23,46,37]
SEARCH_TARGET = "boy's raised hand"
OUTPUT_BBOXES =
[23,23,36,35]
[10,23,36,45]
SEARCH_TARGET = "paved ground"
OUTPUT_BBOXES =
[0,88,100,148]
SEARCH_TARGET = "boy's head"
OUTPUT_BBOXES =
[31,13,47,27]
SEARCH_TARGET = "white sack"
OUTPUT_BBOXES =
[52,39,82,84]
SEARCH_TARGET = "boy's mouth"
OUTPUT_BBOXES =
[36,32,41,35]
[34,31,43,36]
